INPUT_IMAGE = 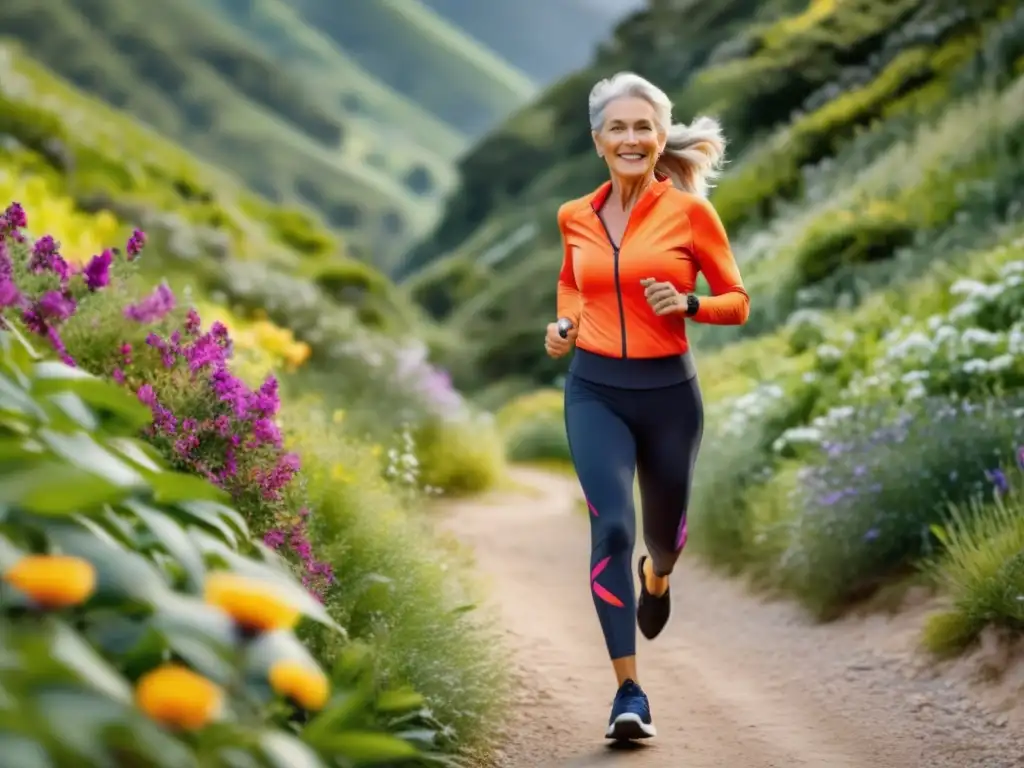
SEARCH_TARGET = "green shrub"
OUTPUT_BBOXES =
[922,465,1024,656]
[778,395,1024,619]
[414,415,505,497]
[285,399,510,750]
[0,328,439,766]
[791,200,916,288]
[505,415,570,465]
[263,206,337,258]
[2,200,508,749]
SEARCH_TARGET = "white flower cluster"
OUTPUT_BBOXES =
[713,382,786,439]
[384,423,420,487]
[845,259,1024,401]
[772,404,857,454]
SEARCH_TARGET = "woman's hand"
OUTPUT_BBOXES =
[641,278,685,316]
[545,321,578,358]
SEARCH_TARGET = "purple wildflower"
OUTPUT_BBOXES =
[126,229,146,259]
[83,250,113,291]
[124,282,175,323]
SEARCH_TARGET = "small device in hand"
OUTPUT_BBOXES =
[556,318,574,339]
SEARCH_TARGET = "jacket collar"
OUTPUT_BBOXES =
[581,172,673,222]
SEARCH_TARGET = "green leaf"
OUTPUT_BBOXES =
[0,325,42,368]
[149,592,238,684]
[315,732,420,765]
[245,630,320,678]
[0,462,125,514]
[108,438,162,472]
[260,732,325,768]
[37,429,145,489]
[44,522,167,602]
[176,499,250,544]
[375,689,425,714]
[0,371,45,419]
[50,622,132,703]
[149,471,230,504]
[125,501,205,593]
[44,391,98,431]
[32,366,151,432]
[303,690,372,742]
[0,532,24,569]
[0,732,53,768]
[35,688,194,768]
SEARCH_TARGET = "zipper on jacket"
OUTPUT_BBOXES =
[595,214,628,358]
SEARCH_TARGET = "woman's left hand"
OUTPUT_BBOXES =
[640,278,685,316]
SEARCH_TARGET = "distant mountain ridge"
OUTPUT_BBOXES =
[0,0,636,270]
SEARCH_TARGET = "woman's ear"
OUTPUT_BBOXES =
[592,131,603,158]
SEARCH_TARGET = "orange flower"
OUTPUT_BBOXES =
[3,555,96,608]
[135,664,223,730]
[268,660,330,711]
[204,572,300,633]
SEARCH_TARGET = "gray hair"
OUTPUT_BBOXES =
[588,71,726,198]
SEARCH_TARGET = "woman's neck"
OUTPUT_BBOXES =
[609,172,655,211]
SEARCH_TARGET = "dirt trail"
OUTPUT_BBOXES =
[438,467,1024,768]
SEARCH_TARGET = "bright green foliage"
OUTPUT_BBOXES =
[0,329,446,767]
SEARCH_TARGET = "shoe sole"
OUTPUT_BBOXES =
[605,713,657,741]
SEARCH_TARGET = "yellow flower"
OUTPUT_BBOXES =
[268,660,330,711]
[331,463,352,483]
[3,555,96,609]
[332,409,345,425]
[370,444,382,458]
[135,664,223,730]
[204,572,300,633]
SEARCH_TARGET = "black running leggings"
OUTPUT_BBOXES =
[564,372,704,660]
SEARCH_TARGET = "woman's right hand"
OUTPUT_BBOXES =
[545,321,578,358]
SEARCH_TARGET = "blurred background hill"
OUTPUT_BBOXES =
[0,0,638,271]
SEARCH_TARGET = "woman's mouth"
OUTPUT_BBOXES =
[617,153,646,162]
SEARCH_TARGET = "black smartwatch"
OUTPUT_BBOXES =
[685,293,700,317]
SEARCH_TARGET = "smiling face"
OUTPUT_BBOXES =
[592,96,666,183]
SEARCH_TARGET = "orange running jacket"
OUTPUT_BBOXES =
[556,175,749,359]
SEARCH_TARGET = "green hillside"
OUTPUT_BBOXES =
[405,0,1024,391]
[0,0,543,272]
[283,0,536,137]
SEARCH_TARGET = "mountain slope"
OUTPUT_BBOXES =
[0,0,448,267]
[282,0,536,138]
[404,0,1024,390]
[418,0,644,84]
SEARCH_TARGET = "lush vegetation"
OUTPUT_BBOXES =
[0,188,509,759]
[448,0,1024,658]
[0,8,514,754]
[406,0,1024,387]
[0,0,547,269]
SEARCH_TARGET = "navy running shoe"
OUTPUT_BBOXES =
[637,555,672,641]
[605,679,656,740]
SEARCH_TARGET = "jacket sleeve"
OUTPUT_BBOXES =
[556,203,582,325]
[688,197,750,326]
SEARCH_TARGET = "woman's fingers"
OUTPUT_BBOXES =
[646,286,676,306]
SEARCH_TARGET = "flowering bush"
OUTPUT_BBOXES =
[842,259,1024,402]
[0,202,338,601]
[1,200,510,747]
[777,395,1024,617]
[0,327,439,766]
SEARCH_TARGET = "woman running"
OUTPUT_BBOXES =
[544,71,749,742]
